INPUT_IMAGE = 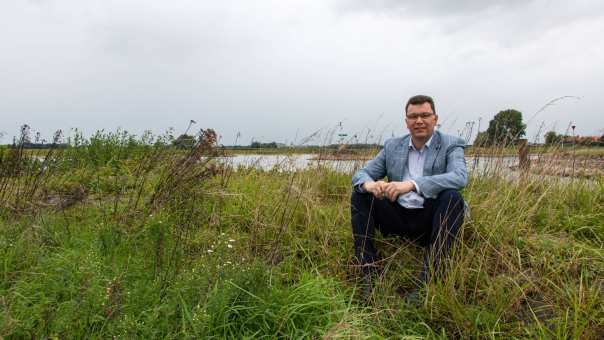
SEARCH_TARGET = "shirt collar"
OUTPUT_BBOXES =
[408,134,434,151]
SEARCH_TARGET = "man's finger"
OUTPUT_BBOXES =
[387,186,398,201]
[388,188,394,201]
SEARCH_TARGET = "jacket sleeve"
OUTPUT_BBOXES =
[351,148,387,192]
[414,138,468,198]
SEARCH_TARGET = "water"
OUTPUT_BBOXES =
[30,152,589,182]
[218,154,363,172]
[218,153,523,175]
[29,152,530,175]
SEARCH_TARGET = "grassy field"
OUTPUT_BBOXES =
[0,132,602,338]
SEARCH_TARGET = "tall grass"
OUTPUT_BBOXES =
[0,128,602,338]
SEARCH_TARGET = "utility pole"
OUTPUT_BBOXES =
[184,120,196,135]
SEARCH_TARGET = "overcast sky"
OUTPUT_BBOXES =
[1,0,603,145]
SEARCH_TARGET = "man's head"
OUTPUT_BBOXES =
[405,95,438,141]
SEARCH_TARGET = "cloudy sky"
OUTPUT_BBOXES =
[1,0,603,145]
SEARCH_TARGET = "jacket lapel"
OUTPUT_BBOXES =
[397,135,410,181]
[422,131,441,176]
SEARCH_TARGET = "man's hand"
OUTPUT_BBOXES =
[383,180,415,202]
[362,180,388,199]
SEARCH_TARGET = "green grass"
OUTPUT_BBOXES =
[0,132,602,338]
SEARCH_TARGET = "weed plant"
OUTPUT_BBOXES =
[0,128,602,338]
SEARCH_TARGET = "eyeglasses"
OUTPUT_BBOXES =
[406,112,435,121]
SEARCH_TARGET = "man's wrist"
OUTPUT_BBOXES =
[409,180,420,193]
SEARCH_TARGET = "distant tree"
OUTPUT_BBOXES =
[250,141,277,148]
[173,134,196,149]
[473,131,489,146]
[544,131,561,145]
[484,109,526,145]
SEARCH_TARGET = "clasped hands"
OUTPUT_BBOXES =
[362,180,415,201]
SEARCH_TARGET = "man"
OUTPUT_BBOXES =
[351,95,467,298]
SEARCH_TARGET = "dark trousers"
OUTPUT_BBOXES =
[351,189,464,282]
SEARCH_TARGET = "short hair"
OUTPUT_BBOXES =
[405,95,435,115]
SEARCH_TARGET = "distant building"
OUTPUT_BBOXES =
[561,135,602,145]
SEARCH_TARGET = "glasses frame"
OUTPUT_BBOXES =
[405,112,435,121]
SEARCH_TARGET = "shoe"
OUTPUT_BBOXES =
[358,273,373,303]
[357,263,382,303]
[404,288,422,307]
[352,254,382,304]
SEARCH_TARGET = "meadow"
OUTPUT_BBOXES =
[0,129,602,338]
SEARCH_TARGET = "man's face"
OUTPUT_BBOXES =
[405,102,438,140]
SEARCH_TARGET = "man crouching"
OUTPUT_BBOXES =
[351,95,467,301]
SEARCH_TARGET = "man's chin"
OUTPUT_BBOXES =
[412,132,428,138]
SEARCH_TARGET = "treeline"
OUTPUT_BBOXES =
[544,131,604,146]
[6,142,69,149]
[471,109,604,147]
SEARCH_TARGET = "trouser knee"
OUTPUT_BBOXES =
[350,190,372,212]
[437,189,464,208]
[433,189,464,237]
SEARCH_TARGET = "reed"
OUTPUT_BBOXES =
[0,128,602,338]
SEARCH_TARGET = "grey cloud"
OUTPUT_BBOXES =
[1,0,603,144]
[336,0,527,17]
[336,0,604,47]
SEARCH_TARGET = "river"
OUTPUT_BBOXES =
[219,154,524,176]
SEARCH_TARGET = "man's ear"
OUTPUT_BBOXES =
[404,117,412,129]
